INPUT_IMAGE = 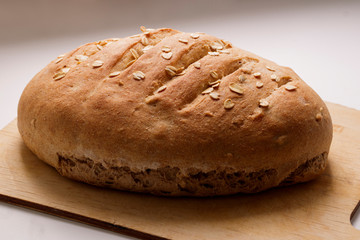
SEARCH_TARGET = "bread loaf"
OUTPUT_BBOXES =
[17,27,333,196]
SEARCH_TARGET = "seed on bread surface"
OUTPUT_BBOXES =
[133,71,145,80]
[259,99,269,107]
[92,60,104,68]
[224,99,235,109]
[161,52,173,60]
[229,83,244,95]
[109,71,121,78]
[190,33,200,39]
[209,92,220,100]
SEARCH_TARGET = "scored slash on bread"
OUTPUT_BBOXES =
[17,27,333,196]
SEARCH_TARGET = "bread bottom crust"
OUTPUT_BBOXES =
[55,153,327,197]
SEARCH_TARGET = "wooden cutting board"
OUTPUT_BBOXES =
[0,102,359,240]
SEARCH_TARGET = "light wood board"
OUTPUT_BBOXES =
[0,102,360,239]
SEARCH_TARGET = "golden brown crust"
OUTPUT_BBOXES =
[17,27,333,196]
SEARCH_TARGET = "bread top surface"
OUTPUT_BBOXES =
[18,28,333,179]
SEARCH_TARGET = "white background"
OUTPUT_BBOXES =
[0,0,359,239]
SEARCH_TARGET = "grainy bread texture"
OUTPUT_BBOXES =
[18,27,333,196]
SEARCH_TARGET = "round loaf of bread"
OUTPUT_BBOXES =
[18,27,333,196]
